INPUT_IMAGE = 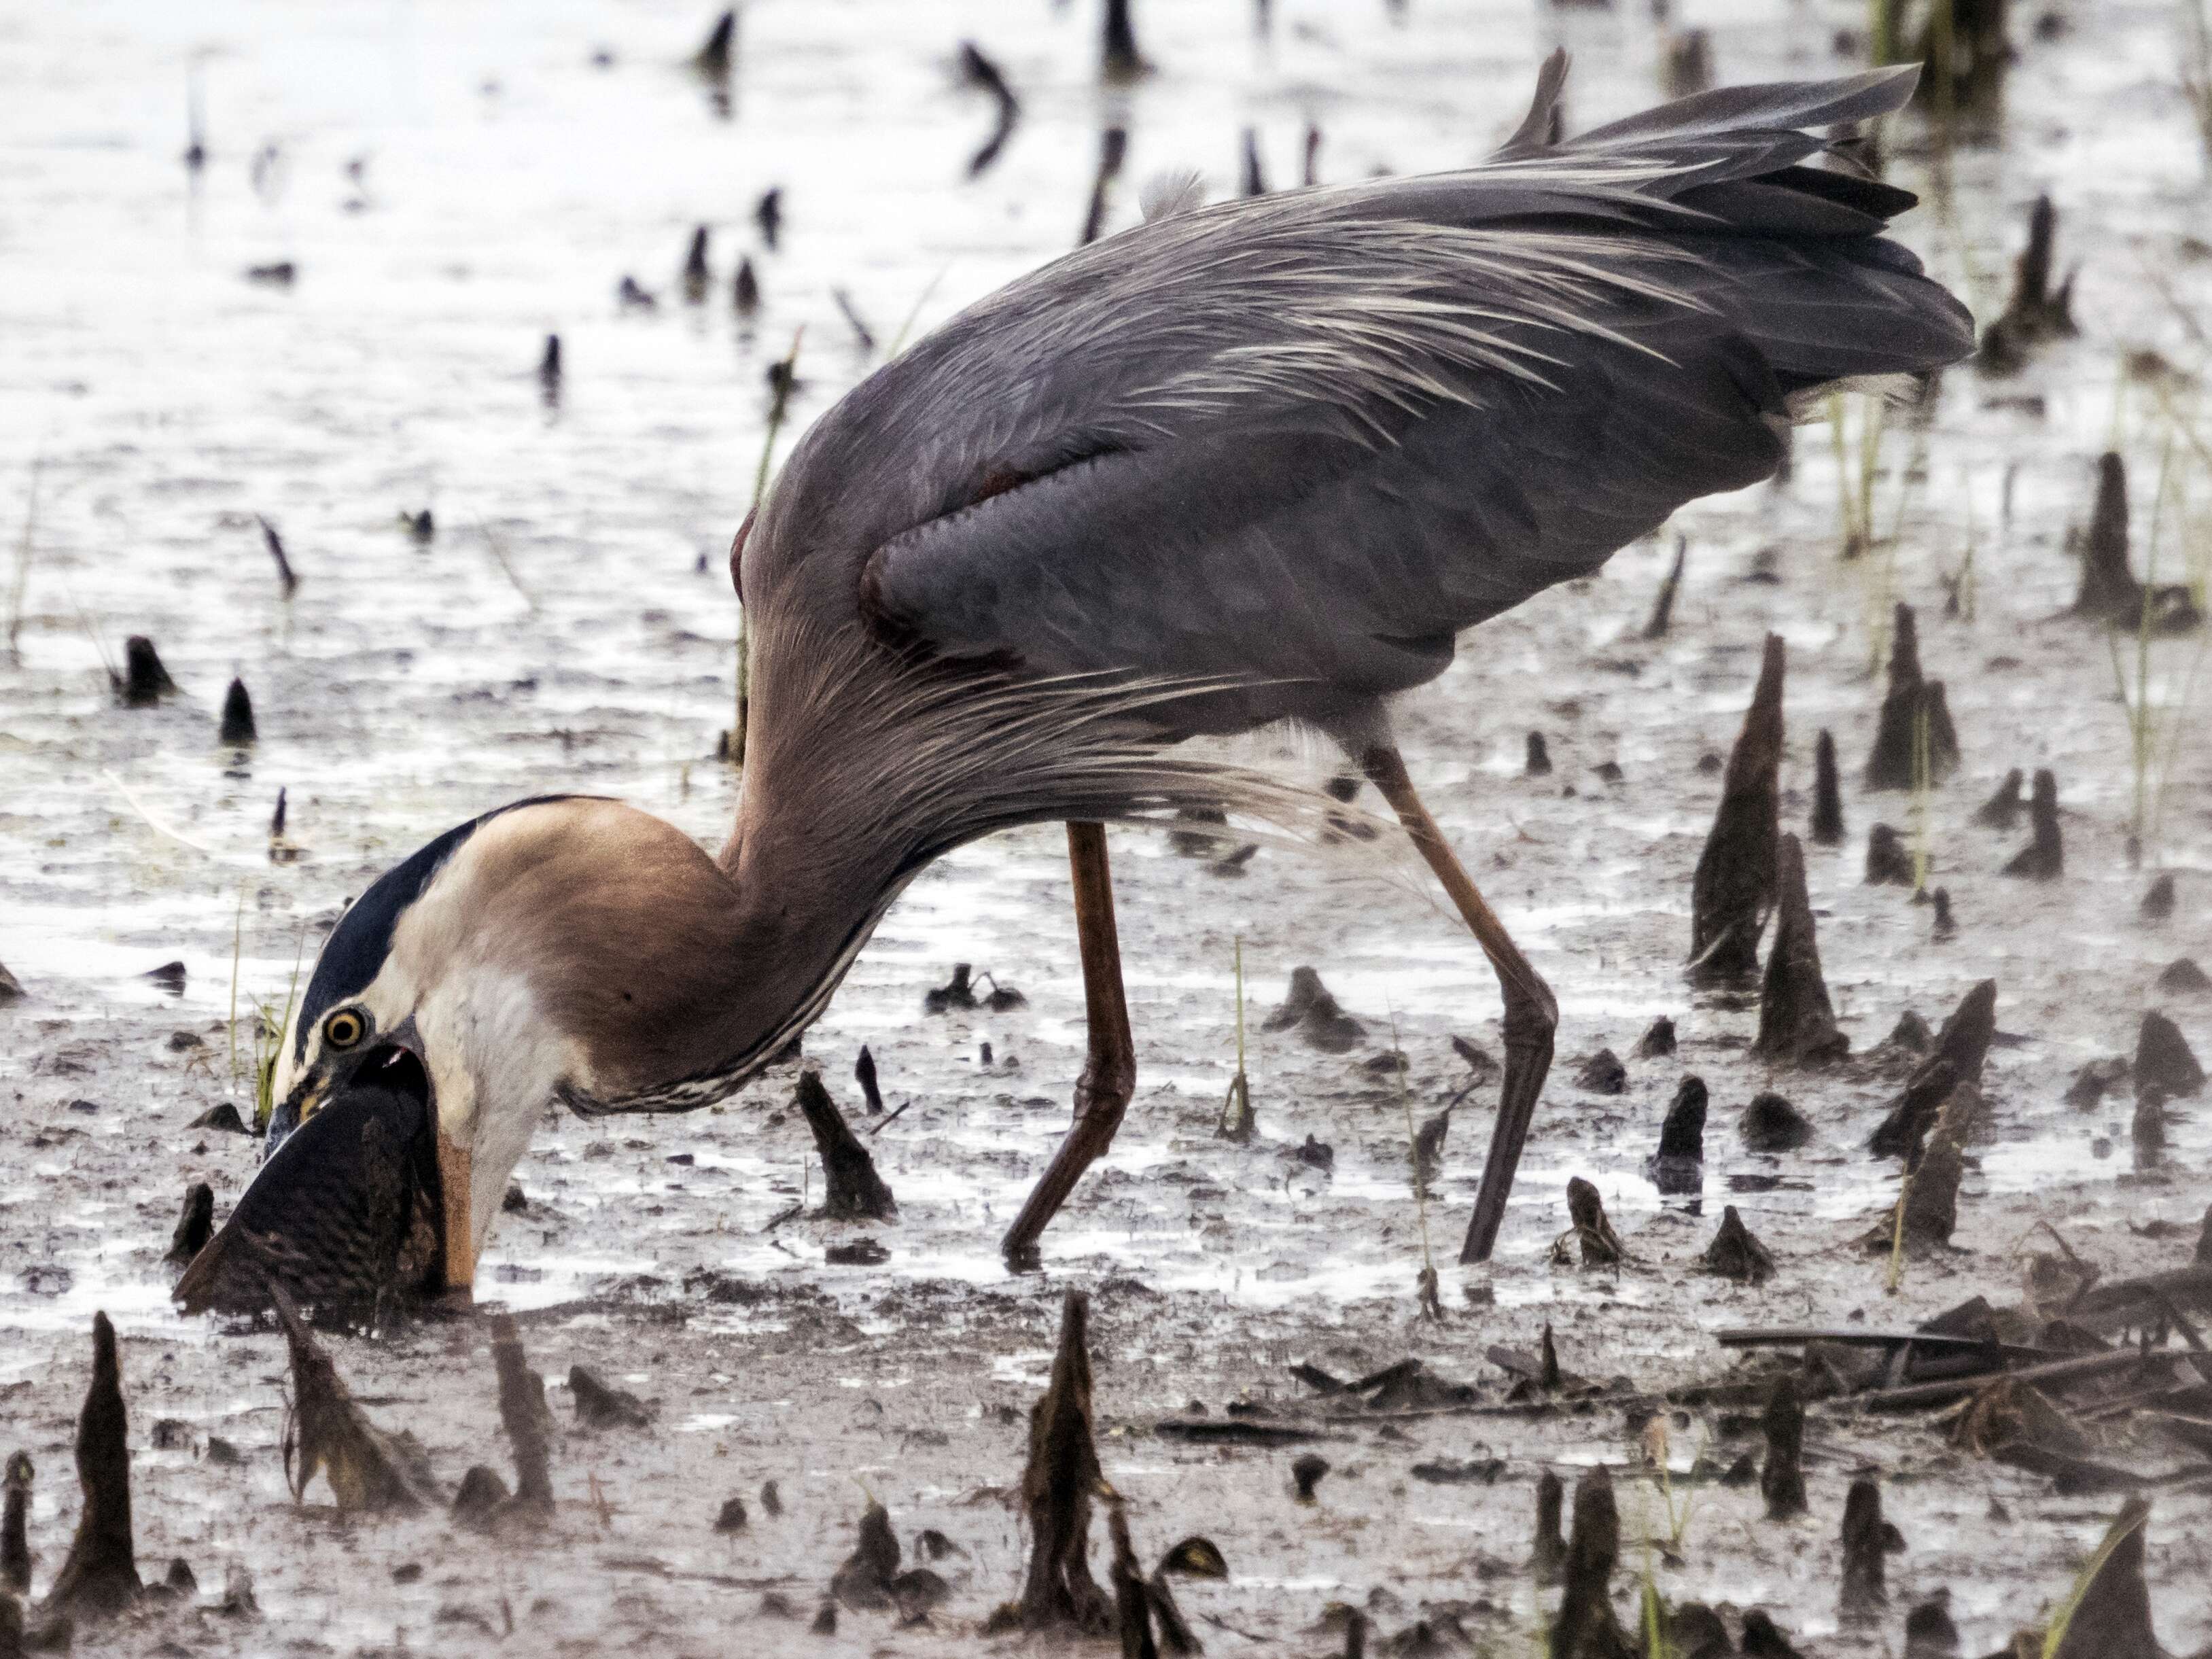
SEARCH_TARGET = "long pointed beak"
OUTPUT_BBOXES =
[437,1128,476,1295]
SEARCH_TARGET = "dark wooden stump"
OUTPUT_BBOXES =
[1689,633,1784,981]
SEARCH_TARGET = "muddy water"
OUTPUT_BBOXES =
[5,0,2212,1653]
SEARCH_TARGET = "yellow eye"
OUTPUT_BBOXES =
[323,1009,367,1050]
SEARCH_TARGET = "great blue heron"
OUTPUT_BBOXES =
[177,56,1971,1315]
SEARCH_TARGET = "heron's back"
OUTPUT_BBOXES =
[750,58,1973,740]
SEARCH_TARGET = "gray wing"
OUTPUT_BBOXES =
[754,60,1973,733]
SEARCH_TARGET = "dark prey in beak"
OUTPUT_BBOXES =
[174,1045,445,1318]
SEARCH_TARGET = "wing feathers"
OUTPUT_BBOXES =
[756,56,1971,737]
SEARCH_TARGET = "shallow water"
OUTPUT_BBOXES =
[5,0,2212,1652]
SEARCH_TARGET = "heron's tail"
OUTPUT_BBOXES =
[1484,54,1975,389]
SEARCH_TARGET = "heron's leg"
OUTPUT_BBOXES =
[1001,821,1136,1262]
[1360,744,1558,1264]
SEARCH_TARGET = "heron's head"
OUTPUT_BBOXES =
[177,794,767,1318]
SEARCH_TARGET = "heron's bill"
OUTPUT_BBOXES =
[438,1130,475,1295]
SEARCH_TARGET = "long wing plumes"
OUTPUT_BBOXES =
[752,56,1972,740]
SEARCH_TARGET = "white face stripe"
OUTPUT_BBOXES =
[279,811,593,1252]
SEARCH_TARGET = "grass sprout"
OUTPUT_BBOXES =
[1216,937,1254,1138]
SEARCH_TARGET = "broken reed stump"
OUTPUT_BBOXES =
[1759,1374,1808,1520]
[1105,1503,1163,1657]
[1574,1048,1626,1094]
[451,1465,510,1529]
[120,636,176,707]
[1524,730,1551,776]
[218,678,256,744]
[1532,1470,1566,1585]
[1101,0,1146,80]
[491,1313,555,1512]
[274,1288,434,1513]
[692,7,735,77]
[1008,1291,1111,1634]
[164,1182,213,1265]
[2135,1011,2205,1098]
[2001,768,2062,878]
[1,1452,28,1596]
[1740,1091,1812,1151]
[2070,453,2200,630]
[1809,729,1844,845]
[2077,451,2136,621]
[2142,873,2177,922]
[854,1045,883,1114]
[256,515,299,598]
[1869,1060,1961,1166]
[568,1365,653,1429]
[1977,194,2075,373]
[1754,835,1848,1066]
[1079,125,1127,245]
[42,1314,139,1616]
[1261,966,1363,1052]
[1548,1470,1628,1659]
[1865,824,1914,886]
[1704,1206,1776,1285]
[1643,536,1686,640]
[1903,1599,1960,1656]
[1974,767,2024,829]
[1657,1077,1706,1162]
[1564,1177,1623,1267]
[681,225,709,303]
[792,1071,895,1220]
[1634,1017,1675,1059]
[1891,1087,1974,1251]
[1864,604,1959,790]
[1914,0,2007,113]
[1240,127,1266,197]
[829,1501,900,1609]
[1869,979,1996,1158]
[1688,633,1784,982]
[1839,1477,1886,1613]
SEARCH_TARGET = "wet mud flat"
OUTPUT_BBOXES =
[6,0,2212,1652]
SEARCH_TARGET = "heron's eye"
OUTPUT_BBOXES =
[323,1009,368,1050]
